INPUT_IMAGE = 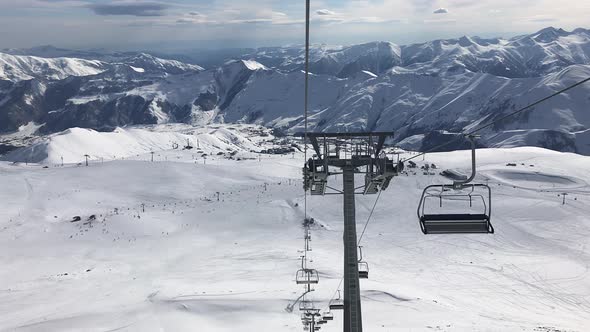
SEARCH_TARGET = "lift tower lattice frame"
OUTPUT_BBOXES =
[303,132,401,332]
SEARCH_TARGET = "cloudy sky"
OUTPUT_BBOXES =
[1,0,589,50]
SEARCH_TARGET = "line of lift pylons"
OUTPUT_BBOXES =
[294,223,335,331]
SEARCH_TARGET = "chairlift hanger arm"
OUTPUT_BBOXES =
[453,135,477,188]
[374,134,388,157]
[309,136,323,159]
[285,289,315,313]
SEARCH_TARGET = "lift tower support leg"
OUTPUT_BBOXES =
[305,132,395,332]
[343,164,362,332]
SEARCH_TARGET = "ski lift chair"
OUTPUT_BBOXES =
[296,268,319,284]
[358,262,369,279]
[301,314,312,324]
[296,255,319,284]
[380,158,404,191]
[322,312,334,321]
[314,327,321,331]
[300,301,314,311]
[417,135,494,235]
[364,157,402,194]
[329,298,344,310]
[302,309,320,317]
[363,174,381,195]
[329,291,344,310]
[304,157,328,195]
[358,246,369,279]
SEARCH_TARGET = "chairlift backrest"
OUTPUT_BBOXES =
[296,268,319,284]
[322,312,334,320]
[329,291,344,310]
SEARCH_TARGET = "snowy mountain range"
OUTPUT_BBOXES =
[1,27,590,155]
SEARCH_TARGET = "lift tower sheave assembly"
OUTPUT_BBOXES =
[303,132,402,332]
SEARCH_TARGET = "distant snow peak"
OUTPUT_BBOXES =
[241,59,267,71]
[0,52,107,81]
[361,70,378,78]
[533,26,569,43]
[222,59,267,71]
[124,53,204,74]
[129,65,145,73]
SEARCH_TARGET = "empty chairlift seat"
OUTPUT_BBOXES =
[302,309,320,317]
[329,291,344,310]
[296,268,319,284]
[329,299,343,310]
[417,184,494,234]
[357,246,369,279]
[358,261,369,279]
[420,213,491,234]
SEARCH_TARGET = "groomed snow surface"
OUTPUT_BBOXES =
[1,125,590,331]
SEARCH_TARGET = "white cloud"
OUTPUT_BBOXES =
[433,8,449,14]
[316,9,336,16]
[1,0,590,49]
[88,2,170,17]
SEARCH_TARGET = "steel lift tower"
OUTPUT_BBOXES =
[303,132,402,332]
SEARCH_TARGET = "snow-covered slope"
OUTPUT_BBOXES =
[0,53,108,81]
[220,69,348,127]
[122,53,204,75]
[1,130,589,331]
[0,124,271,164]
[304,64,590,152]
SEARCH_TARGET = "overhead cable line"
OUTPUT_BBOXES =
[303,0,311,221]
[402,76,590,163]
[358,190,382,244]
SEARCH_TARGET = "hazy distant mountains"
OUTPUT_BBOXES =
[1,27,590,154]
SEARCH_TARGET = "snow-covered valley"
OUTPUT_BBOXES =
[1,125,589,331]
